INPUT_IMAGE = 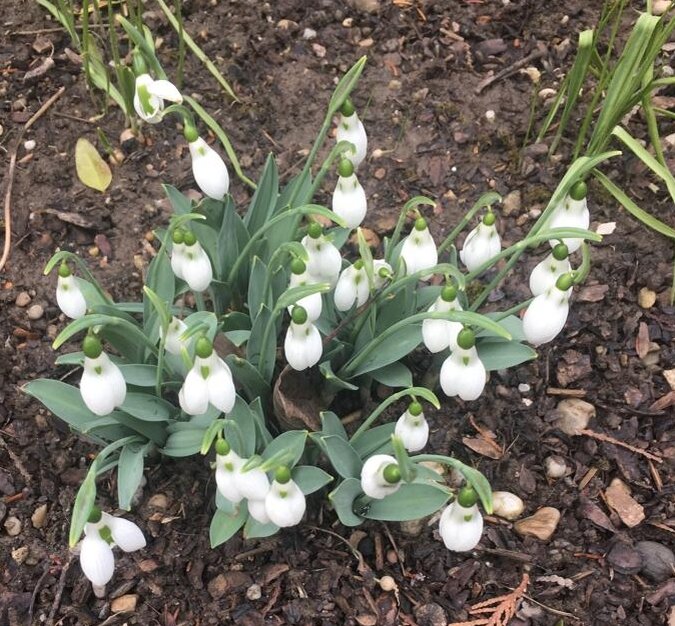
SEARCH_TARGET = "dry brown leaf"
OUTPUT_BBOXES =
[605,478,645,528]
[650,390,675,412]
[462,437,503,459]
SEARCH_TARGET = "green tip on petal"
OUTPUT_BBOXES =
[82,335,103,359]
[291,306,308,325]
[408,401,423,417]
[275,466,292,484]
[58,262,71,278]
[195,336,213,358]
[457,485,479,508]
[414,216,427,231]
[569,180,587,201]
[291,258,306,275]
[87,505,102,524]
[337,158,354,178]
[457,327,475,350]
[441,285,457,302]
[183,231,197,247]
[307,222,323,239]
[172,229,185,244]
[482,211,496,226]
[382,463,401,484]
[556,272,574,291]
[552,243,569,261]
[215,439,230,455]
[340,97,355,117]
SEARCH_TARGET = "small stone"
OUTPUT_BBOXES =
[15,292,31,307]
[553,398,595,435]
[378,575,397,592]
[147,493,169,510]
[24,139,36,151]
[139,559,159,573]
[636,541,675,582]
[12,546,29,564]
[208,571,253,600]
[359,37,374,48]
[27,304,44,320]
[246,583,262,601]
[4,516,21,536]
[518,383,530,393]
[311,43,326,58]
[607,542,642,575]
[491,491,525,521]
[31,504,48,529]
[502,190,521,216]
[638,287,657,309]
[355,616,378,626]
[485,109,496,122]
[111,594,138,613]
[302,28,317,40]
[414,602,447,626]
[544,455,567,479]
[386,549,398,564]
[342,17,354,27]
[276,19,297,30]
[514,507,560,541]
[664,369,675,391]
[605,478,645,528]
[373,167,386,180]
[538,87,557,100]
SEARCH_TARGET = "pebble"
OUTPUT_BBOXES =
[605,478,645,528]
[553,398,595,435]
[514,507,560,541]
[346,0,380,13]
[4,516,22,536]
[24,139,36,151]
[31,504,48,529]
[378,575,397,592]
[638,287,657,309]
[485,109,496,122]
[147,493,170,510]
[15,292,31,307]
[27,304,44,320]
[607,542,642,575]
[12,546,29,565]
[517,383,530,393]
[111,594,138,613]
[414,602,447,626]
[502,190,521,216]
[302,28,317,40]
[635,541,675,582]
[246,583,262,600]
[491,491,525,520]
[312,43,326,58]
[544,455,567,479]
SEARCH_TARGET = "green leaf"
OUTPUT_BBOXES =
[319,361,359,391]
[359,483,450,521]
[210,506,248,548]
[328,478,364,527]
[248,257,271,321]
[477,340,537,372]
[328,56,367,116]
[442,458,493,514]
[243,515,279,539]
[119,393,176,422]
[244,154,279,233]
[52,313,155,353]
[143,251,175,340]
[117,443,146,510]
[75,137,112,192]
[262,430,308,467]
[320,411,348,440]
[224,330,251,347]
[161,429,204,457]
[292,465,334,495]
[224,355,272,404]
[352,423,396,459]
[163,184,193,215]
[312,434,362,479]
[224,396,257,457]
[116,15,167,79]
[69,461,97,547]
[119,364,161,387]
[369,362,413,388]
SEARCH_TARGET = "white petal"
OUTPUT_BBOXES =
[247,498,271,524]
[81,355,118,416]
[523,290,570,346]
[546,196,589,253]
[439,502,483,552]
[401,227,438,276]
[529,255,571,297]
[336,113,368,168]
[334,267,358,311]
[303,322,323,368]
[207,360,236,414]
[148,79,182,103]
[303,236,343,285]
[460,223,501,272]
[284,325,307,371]
[360,454,401,500]
[332,174,367,229]
[395,411,429,452]
[179,367,210,415]
[265,480,306,527]
[163,317,189,355]
[56,275,87,319]
[372,260,392,289]
[216,452,244,503]
[422,318,451,353]
[80,535,115,587]
[189,138,230,200]
[105,515,146,552]
[235,467,270,500]
[182,244,213,292]
[355,271,370,306]
[171,242,185,280]
[440,348,486,401]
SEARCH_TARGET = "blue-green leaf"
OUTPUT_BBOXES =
[117,443,147,510]
[210,506,247,548]
[369,362,413,388]
[360,483,450,521]
[312,434,362,479]
[244,154,279,234]
[69,462,97,547]
[292,465,334,495]
[328,478,364,527]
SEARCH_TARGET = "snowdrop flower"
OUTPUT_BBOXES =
[56,262,87,319]
[440,328,487,402]
[459,212,501,272]
[247,498,271,524]
[334,260,369,311]
[284,306,323,371]
[395,401,429,452]
[335,98,367,168]
[422,285,464,353]
[265,466,306,527]
[360,454,402,500]
[80,336,126,416]
[302,223,342,286]
[174,231,213,293]
[184,125,230,200]
[523,273,573,346]
[372,259,393,289]
[529,243,571,297]
[179,337,236,415]
[401,217,438,276]
[287,258,322,322]
[79,507,146,594]
[160,316,189,355]
[234,460,270,501]
[214,440,244,504]
[170,229,187,281]
[438,487,483,552]
[545,181,589,253]
[332,158,367,229]
[133,73,182,124]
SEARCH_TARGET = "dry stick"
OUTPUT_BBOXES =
[0,86,66,272]
[475,44,548,95]
[48,553,74,625]
[580,428,663,463]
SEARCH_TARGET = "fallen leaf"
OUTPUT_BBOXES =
[75,137,112,192]
[462,436,503,459]
[663,369,675,391]
[636,322,650,360]
[650,390,675,412]
[40,208,96,229]
[577,496,616,533]
[605,478,645,528]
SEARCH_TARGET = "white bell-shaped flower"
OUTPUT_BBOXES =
[178,337,236,415]
[460,212,501,272]
[400,217,438,276]
[422,285,463,353]
[234,462,270,501]
[265,467,306,527]
[302,225,342,286]
[56,263,87,319]
[334,261,369,311]
[80,337,126,416]
[79,508,146,589]
[360,454,402,500]
[523,273,573,346]
[181,233,213,293]
[187,133,230,200]
[440,329,486,402]
[284,306,323,371]
[545,182,589,253]
[335,98,367,168]
[133,73,182,124]
[529,243,572,296]
[170,234,186,280]
[332,159,367,229]
[287,259,322,322]
[395,402,429,452]
[215,441,244,504]
[438,488,483,552]
[247,498,271,524]
[372,259,392,289]
[160,316,189,355]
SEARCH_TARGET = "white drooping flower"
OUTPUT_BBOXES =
[372,259,392,289]
[400,217,438,276]
[439,329,486,402]
[234,463,270,502]
[438,492,483,552]
[523,274,573,346]
[79,508,146,590]
[265,468,306,527]
[215,442,244,504]
[172,230,213,293]
[360,454,402,500]
[133,73,182,124]
[284,306,323,371]
[335,99,367,168]
[332,159,367,229]
[334,261,369,311]
[545,182,589,253]
[160,316,189,355]
[187,135,230,200]
[287,259,322,322]
[302,225,342,286]
[529,244,572,297]
[247,498,271,524]
[80,337,126,416]
[178,338,236,415]
[56,263,87,319]
[460,213,501,272]
[395,402,429,452]
[422,285,463,353]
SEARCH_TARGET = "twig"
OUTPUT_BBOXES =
[380,522,408,577]
[0,433,32,485]
[580,428,663,463]
[48,553,74,625]
[475,44,547,94]
[1,86,65,272]
[29,563,51,621]
[521,593,579,620]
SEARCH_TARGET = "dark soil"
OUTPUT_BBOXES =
[1,1,674,625]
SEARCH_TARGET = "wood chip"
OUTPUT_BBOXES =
[636,322,650,360]
[605,478,645,528]
[663,369,675,391]
[514,507,561,541]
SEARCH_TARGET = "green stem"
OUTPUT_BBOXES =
[173,0,186,89]
[308,140,356,199]
[384,196,436,264]
[437,191,501,255]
